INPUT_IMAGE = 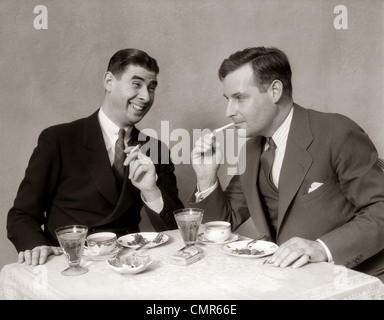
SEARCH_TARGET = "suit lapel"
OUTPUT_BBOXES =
[92,126,142,226]
[277,105,313,232]
[94,176,139,226]
[74,110,120,205]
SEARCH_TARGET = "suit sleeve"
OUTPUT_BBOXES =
[144,142,184,231]
[187,175,251,231]
[7,128,61,251]
[319,117,384,267]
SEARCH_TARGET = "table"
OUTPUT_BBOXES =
[1,229,384,300]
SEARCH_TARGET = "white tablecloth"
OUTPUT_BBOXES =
[1,229,384,300]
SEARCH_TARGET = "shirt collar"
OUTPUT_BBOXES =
[265,105,294,150]
[98,107,132,150]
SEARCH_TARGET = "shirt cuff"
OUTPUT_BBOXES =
[316,239,334,263]
[195,181,218,202]
[141,194,164,214]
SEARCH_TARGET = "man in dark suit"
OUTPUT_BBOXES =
[189,47,384,280]
[7,48,183,266]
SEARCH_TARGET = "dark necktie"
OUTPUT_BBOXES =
[260,137,277,188]
[112,128,126,186]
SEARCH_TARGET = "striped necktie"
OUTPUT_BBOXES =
[112,128,126,187]
[260,137,277,188]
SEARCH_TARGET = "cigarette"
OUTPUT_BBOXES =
[210,123,235,138]
[129,144,140,154]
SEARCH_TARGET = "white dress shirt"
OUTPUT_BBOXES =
[268,106,293,188]
[195,106,333,262]
[98,108,163,213]
[98,107,132,165]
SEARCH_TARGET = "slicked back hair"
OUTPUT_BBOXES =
[218,47,292,98]
[107,48,159,79]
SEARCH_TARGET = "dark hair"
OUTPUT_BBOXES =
[218,47,292,97]
[107,48,159,78]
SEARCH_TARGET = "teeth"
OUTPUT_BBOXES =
[130,103,144,111]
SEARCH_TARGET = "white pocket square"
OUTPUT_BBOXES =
[308,182,323,193]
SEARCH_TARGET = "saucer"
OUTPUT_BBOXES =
[107,253,153,275]
[197,233,239,246]
[83,246,121,261]
[222,240,278,259]
[117,232,169,249]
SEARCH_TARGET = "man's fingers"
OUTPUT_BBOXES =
[18,246,60,265]
[18,251,26,264]
[52,247,63,256]
[38,249,50,265]
[132,163,156,181]
[270,242,310,268]
[270,245,290,265]
[23,250,33,265]
[124,150,139,166]
[195,135,213,149]
[132,165,145,181]
[291,254,311,268]
[31,249,40,266]
[129,160,141,179]
[273,251,310,268]
[124,145,140,154]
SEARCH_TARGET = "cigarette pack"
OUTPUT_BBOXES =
[170,246,204,266]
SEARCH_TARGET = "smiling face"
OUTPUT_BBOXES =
[222,63,278,138]
[103,64,158,128]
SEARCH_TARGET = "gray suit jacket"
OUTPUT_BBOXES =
[189,104,384,277]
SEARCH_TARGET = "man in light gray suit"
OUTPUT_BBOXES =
[189,47,384,281]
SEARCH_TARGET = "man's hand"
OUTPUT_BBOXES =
[18,245,63,266]
[191,134,223,191]
[269,237,328,268]
[124,146,160,201]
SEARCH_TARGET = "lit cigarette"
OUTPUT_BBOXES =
[210,123,235,138]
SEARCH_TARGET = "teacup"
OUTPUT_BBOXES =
[86,232,117,255]
[204,221,231,243]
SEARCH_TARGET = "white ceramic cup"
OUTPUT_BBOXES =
[86,232,117,255]
[204,221,231,243]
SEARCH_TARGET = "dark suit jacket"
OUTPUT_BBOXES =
[189,104,384,277]
[8,110,183,251]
